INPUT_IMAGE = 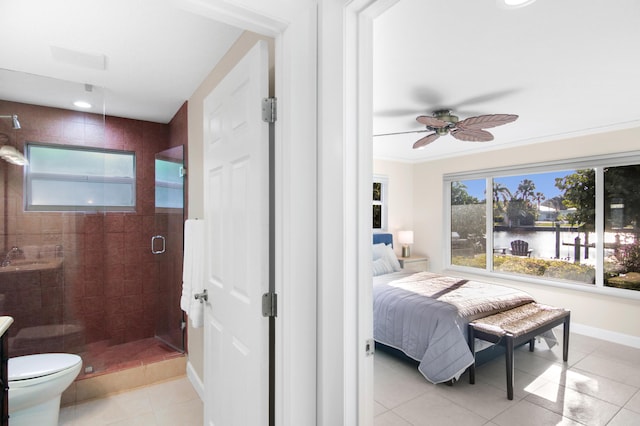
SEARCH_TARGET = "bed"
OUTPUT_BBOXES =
[372,233,542,384]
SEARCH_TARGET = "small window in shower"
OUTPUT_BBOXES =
[24,142,136,212]
[155,157,184,210]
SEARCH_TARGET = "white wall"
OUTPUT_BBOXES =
[408,127,640,342]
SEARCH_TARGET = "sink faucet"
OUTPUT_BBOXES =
[2,246,24,267]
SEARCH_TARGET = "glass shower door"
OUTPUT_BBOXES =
[153,145,185,352]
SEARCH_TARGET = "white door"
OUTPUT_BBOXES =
[202,40,270,426]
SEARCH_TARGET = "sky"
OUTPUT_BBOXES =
[462,170,575,202]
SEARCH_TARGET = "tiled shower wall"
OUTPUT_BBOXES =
[0,99,187,354]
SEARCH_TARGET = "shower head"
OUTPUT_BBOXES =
[0,114,21,130]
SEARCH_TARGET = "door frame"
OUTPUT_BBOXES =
[184,0,394,424]
[182,1,319,424]
[340,1,398,424]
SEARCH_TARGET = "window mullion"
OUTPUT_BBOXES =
[486,177,494,271]
[594,167,605,288]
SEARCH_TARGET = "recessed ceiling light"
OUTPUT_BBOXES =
[73,101,92,109]
[499,0,536,9]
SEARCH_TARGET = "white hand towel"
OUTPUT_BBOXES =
[181,219,206,328]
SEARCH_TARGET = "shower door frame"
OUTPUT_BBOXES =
[152,144,186,353]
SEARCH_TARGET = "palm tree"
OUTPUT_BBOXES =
[493,182,511,208]
[492,182,511,224]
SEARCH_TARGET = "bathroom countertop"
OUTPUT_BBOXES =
[0,258,63,274]
[0,316,13,337]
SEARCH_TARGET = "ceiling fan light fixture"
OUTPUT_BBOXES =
[499,0,536,9]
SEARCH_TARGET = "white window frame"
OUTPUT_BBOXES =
[25,142,136,212]
[444,151,640,300]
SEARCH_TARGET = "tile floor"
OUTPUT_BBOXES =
[58,330,640,425]
[374,329,640,426]
[59,376,202,425]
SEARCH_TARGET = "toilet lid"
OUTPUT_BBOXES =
[9,353,82,381]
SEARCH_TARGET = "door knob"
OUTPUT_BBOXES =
[194,289,208,303]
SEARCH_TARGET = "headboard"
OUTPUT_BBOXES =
[373,233,393,247]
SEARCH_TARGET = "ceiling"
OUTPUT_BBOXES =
[372,0,640,162]
[1,0,639,163]
[0,0,242,123]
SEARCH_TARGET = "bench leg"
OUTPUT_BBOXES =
[468,325,476,384]
[563,314,570,362]
[529,338,535,352]
[505,335,514,400]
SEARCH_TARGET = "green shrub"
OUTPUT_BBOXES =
[451,254,595,284]
[616,240,640,273]
[543,261,595,283]
[496,257,548,276]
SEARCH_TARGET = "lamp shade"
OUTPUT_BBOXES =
[398,231,414,245]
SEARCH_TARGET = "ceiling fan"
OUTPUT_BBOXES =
[375,109,518,149]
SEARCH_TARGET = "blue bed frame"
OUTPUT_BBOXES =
[373,233,393,247]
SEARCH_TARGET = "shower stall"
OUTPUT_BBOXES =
[0,73,187,382]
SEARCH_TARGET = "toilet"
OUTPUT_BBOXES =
[8,353,82,426]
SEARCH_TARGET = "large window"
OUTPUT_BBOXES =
[25,143,136,212]
[446,154,640,294]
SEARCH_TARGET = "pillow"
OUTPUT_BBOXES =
[373,242,402,271]
[372,257,394,276]
[383,244,402,272]
[372,243,388,261]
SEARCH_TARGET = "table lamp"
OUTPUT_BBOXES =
[398,230,414,258]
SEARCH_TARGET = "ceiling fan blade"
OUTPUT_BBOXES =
[413,133,440,149]
[456,114,518,130]
[450,128,494,142]
[373,129,430,137]
[451,89,520,109]
[416,115,449,127]
[410,87,444,108]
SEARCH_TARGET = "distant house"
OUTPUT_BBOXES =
[537,205,559,221]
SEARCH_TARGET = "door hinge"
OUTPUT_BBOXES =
[262,292,278,317]
[262,97,277,123]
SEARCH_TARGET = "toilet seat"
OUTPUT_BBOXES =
[9,353,82,381]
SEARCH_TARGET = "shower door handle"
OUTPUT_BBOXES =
[151,235,166,254]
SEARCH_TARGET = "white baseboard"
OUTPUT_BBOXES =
[186,360,205,401]
[572,322,640,349]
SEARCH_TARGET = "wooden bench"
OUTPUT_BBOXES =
[467,302,570,400]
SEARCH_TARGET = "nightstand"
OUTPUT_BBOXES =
[398,256,429,272]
